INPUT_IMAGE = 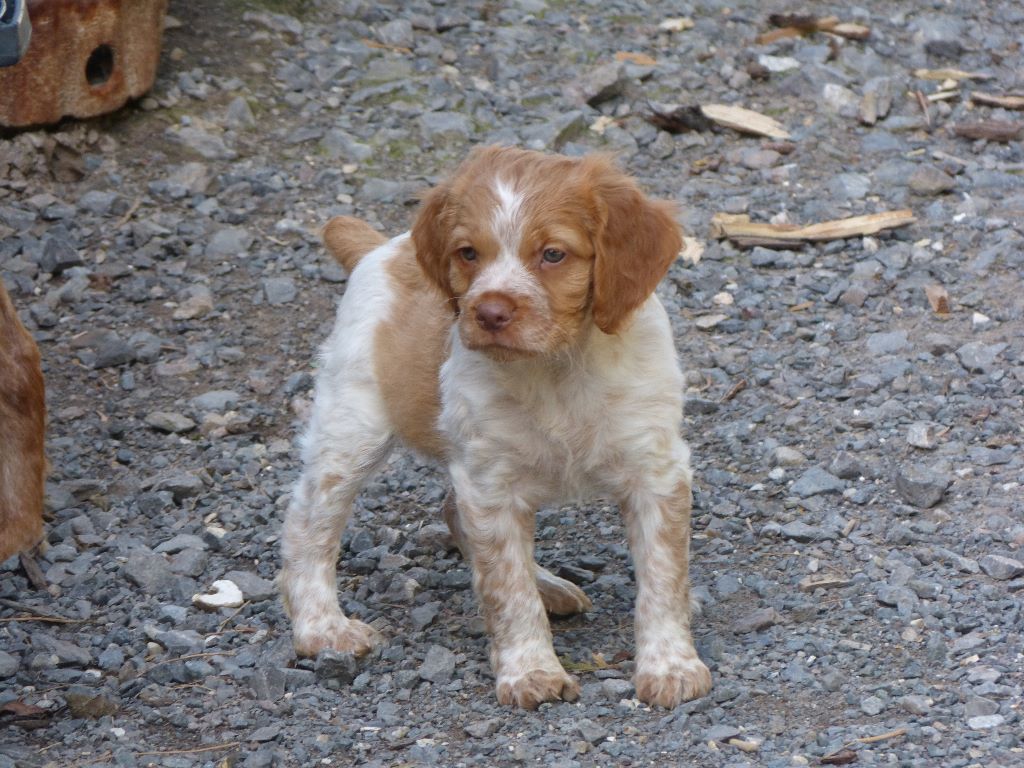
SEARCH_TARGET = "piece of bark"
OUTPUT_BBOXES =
[614,51,657,66]
[925,285,950,315]
[710,210,916,249]
[820,749,858,765]
[952,120,1022,142]
[645,104,713,133]
[913,68,993,81]
[761,14,869,42]
[700,104,791,139]
[970,92,1024,110]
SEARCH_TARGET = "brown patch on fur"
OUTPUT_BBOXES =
[583,157,684,335]
[373,239,450,461]
[0,280,46,562]
[323,216,388,273]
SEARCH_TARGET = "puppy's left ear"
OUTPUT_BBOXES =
[588,162,682,335]
[412,181,456,308]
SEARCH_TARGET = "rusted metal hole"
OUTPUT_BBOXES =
[85,44,114,86]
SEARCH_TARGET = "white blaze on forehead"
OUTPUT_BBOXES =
[491,179,525,257]
[468,178,539,299]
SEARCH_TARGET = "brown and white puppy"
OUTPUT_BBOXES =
[280,146,712,709]
[0,279,46,563]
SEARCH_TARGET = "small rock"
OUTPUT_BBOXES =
[225,96,256,129]
[773,446,806,467]
[566,61,629,106]
[64,687,119,718]
[601,677,635,701]
[898,694,932,715]
[0,650,21,677]
[906,423,936,449]
[791,467,845,497]
[222,570,276,601]
[145,411,196,434]
[978,554,1024,581]
[173,285,215,320]
[909,165,955,196]
[733,607,780,634]
[576,718,607,745]
[250,724,281,743]
[123,551,176,593]
[894,465,950,508]
[419,644,456,684]
[706,724,742,743]
[263,276,297,305]
[757,54,800,72]
[866,330,909,356]
[192,579,245,610]
[206,227,254,258]
[822,83,859,117]
[315,650,357,685]
[967,714,1004,730]
[860,695,885,715]
[956,341,1007,373]
[191,390,240,412]
[376,18,414,48]
[465,718,501,738]
[779,520,833,541]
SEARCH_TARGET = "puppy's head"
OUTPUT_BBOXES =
[412,146,681,358]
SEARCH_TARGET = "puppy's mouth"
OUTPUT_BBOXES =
[460,328,539,360]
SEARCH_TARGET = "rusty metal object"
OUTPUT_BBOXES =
[0,0,168,128]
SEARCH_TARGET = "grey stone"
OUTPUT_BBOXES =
[123,551,176,593]
[191,390,240,412]
[206,227,254,258]
[465,718,501,738]
[78,190,118,215]
[866,330,909,356]
[222,570,276,601]
[791,467,845,497]
[964,696,999,719]
[909,165,955,195]
[822,83,859,116]
[779,520,833,541]
[315,650,357,685]
[98,645,124,671]
[576,718,607,745]
[566,61,629,106]
[601,677,635,701]
[956,341,1007,372]
[898,694,932,715]
[168,126,236,160]
[322,129,373,161]
[860,695,885,715]
[419,111,473,141]
[250,724,281,742]
[225,96,256,129]
[263,276,297,305]
[41,237,84,274]
[773,446,806,467]
[418,644,456,684]
[705,724,742,743]
[733,607,781,634]
[145,411,196,433]
[0,650,20,677]
[64,687,119,718]
[92,333,136,368]
[978,554,1024,580]
[376,19,414,48]
[410,602,440,630]
[153,471,205,501]
[967,714,1004,730]
[906,423,936,449]
[894,465,950,508]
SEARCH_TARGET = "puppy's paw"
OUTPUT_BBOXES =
[536,567,593,616]
[634,657,712,708]
[293,616,381,658]
[496,669,580,710]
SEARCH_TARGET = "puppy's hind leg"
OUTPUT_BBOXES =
[442,490,591,617]
[281,402,394,659]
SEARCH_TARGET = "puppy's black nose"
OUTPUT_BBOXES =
[475,299,514,332]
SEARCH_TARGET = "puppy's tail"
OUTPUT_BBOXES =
[322,216,388,273]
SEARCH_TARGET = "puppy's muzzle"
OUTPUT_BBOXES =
[473,294,516,333]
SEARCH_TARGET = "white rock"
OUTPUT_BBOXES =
[192,579,244,610]
[907,422,936,449]
[758,54,800,72]
[967,714,1004,730]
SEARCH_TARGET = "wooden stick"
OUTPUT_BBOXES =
[970,92,1024,110]
[700,104,791,139]
[710,210,916,247]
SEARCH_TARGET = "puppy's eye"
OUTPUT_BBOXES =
[459,247,478,262]
[542,248,566,264]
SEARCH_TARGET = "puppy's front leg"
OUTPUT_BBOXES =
[453,484,579,709]
[624,477,712,708]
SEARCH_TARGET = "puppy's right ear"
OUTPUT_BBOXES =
[412,181,455,306]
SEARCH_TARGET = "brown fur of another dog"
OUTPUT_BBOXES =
[0,280,46,562]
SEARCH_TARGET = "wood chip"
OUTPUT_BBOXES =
[952,120,1022,142]
[820,748,858,765]
[710,210,916,248]
[799,574,853,591]
[614,51,657,66]
[700,104,791,139]
[970,92,1024,110]
[759,15,869,43]
[925,285,950,315]
[913,68,993,82]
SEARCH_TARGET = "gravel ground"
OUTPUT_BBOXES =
[2,0,1023,766]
